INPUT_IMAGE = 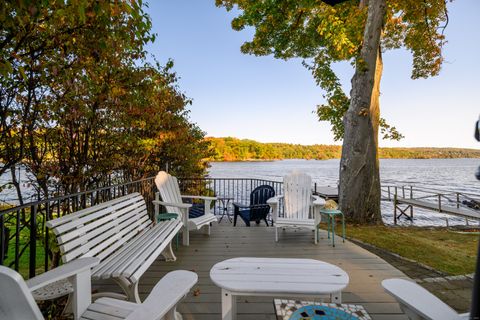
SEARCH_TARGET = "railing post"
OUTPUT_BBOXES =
[393,193,397,225]
[456,193,460,209]
[402,186,405,198]
[45,202,50,272]
[15,210,20,271]
[29,205,37,278]
[410,186,413,199]
[387,186,391,201]
[0,214,4,265]
[438,194,442,212]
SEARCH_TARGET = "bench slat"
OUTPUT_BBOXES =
[54,197,145,236]
[93,219,178,279]
[61,215,150,263]
[47,193,141,228]
[59,205,148,251]
[118,221,181,279]
[130,222,183,283]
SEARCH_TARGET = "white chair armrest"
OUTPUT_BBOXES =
[181,195,217,201]
[26,257,99,292]
[312,195,324,206]
[382,278,460,320]
[125,270,198,320]
[152,200,192,209]
[267,195,283,204]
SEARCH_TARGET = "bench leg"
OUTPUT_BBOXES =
[164,306,182,320]
[203,224,211,235]
[182,227,190,246]
[161,240,177,262]
[114,277,141,303]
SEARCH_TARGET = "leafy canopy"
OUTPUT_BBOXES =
[216,0,449,140]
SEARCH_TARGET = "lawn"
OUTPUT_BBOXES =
[343,225,479,275]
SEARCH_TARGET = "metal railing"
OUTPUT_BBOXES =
[0,176,283,278]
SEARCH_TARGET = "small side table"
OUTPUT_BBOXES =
[318,209,345,247]
[217,197,233,222]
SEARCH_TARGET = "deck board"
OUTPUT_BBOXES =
[95,221,409,319]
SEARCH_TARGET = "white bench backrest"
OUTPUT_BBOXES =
[46,193,152,264]
[155,171,184,216]
[283,172,313,220]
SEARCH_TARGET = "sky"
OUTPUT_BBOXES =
[144,0,480,148]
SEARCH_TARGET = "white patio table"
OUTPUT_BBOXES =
[209,257,349,320]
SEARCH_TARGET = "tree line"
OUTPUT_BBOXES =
[0,1,211,204]
[207,137,480,161]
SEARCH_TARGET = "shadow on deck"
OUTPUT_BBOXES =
[96,221,409,320]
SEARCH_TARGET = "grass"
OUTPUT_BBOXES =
[341,224,479,275]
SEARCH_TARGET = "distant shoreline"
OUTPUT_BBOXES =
[206,137,480,162]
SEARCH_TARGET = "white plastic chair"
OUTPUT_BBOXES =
[0,257,197,320]
[154,171,217,246]
[267,172,323,243]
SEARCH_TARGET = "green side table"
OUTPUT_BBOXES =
[156,213,179,250]
[319,209,345,247]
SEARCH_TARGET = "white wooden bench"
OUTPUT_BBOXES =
[45,192,182,303]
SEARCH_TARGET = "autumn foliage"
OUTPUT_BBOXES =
[0,1,211,201]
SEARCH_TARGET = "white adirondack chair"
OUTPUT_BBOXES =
[382,279,470,320]
[0,257,198,320]
[267,172,323,243]
[154,171,217,246]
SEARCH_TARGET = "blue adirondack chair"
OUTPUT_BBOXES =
[233,185,275,226]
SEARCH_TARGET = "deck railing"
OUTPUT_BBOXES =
[0,176,283,278]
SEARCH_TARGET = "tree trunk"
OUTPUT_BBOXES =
[338,0,385,224]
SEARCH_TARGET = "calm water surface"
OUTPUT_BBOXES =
[208,159,480,226]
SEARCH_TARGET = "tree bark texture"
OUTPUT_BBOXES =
[339,0,385,224]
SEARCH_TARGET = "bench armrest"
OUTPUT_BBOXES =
[26,257,99,292]
[125,270,198,320]
[152,200,192,209]
[181,195,217,201]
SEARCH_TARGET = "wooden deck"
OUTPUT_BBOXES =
[96,222,409,319]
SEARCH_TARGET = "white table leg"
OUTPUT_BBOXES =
[331,291,342,304]
[221,289,237,320]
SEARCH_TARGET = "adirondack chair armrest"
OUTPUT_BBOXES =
[312,195,324,206]
[152,200,192,209]
[382,278,460,320]
[232,202,249,209]
[267,195,283,204]
[124,270,198,320]
[26,257,100,292]
[181,195,217,201]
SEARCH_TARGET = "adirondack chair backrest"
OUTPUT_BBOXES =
[46,193,151,264]
[283,172,313,220]
[155,171,184,216]
[250,185,275,205]
[0,266,44,320]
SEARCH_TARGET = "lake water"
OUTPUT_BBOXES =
[208,159,480,226]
